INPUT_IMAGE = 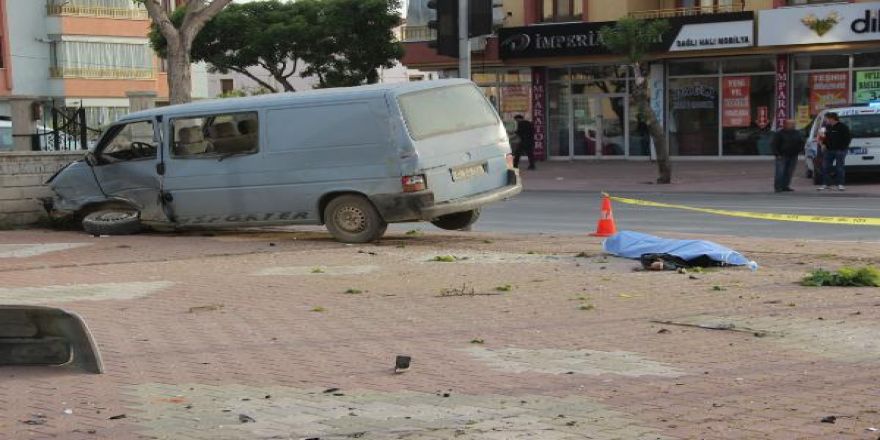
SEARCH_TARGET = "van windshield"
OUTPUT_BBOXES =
[398,84,498,141]
[840,114,880,138]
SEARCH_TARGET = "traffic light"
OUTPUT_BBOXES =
[427,0,497,58]
[468,0,493,38]
[427,0,459,58]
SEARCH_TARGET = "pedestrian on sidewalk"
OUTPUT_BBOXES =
[818,112,852,191]
[513,115,536,170]
[771,119,803,193]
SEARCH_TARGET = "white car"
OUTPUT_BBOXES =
[804,105,880,184]
[0,119,84,151]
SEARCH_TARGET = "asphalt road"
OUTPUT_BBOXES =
[408,191,880,242]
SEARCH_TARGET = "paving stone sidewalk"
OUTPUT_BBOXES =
[1,228,879,439]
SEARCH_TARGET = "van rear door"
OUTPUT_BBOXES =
[397,84,511,204]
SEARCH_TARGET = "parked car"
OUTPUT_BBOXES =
[45,79,522,243]
[804,105,880,184]
[0,119,84,151]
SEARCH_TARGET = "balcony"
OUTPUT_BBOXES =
[47,4,149,20]
[629,3,751,20]
[50,67,154,80]
[402,26,436,43]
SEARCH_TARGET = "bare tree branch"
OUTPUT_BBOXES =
[142,0,179,46]
[226,67,279,93]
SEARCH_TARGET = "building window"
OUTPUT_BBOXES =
[220,79,234,94]
[536,0,583,23]
[785,0,843,5]
[676,0,735,12]
[50,40,153,79]
[47,0,148,19]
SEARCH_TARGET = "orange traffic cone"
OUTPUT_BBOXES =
[590,193,618,237]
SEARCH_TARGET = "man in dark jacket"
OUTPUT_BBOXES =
[513,115,536,170]
[819,112,852,191]
[771,119,804,192]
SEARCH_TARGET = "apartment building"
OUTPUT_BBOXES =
[0,0,207,150]
[403,0,880,160]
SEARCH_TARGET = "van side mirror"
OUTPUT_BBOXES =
[84,151,97,167]
[156,162,165,175]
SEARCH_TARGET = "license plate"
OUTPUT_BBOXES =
[451,163,486,181]
[849,147,867,155]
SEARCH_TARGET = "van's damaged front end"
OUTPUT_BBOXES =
[42,158,109,221]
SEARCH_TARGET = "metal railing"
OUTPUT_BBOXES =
[629,3,747,20]
[401,26,436,42]
[46,4,149,20]
[49,67,154,80]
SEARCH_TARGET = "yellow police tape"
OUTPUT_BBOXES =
[608,195,880,227]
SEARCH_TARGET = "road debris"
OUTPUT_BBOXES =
[821,415,837,424]
[187,304,224,313]
[650,320,772,337]
[395,355,411,374]
[238,414,256,423]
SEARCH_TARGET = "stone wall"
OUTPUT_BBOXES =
[0,152,85,227]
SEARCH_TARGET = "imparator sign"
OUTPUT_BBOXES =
[758,2,880,46]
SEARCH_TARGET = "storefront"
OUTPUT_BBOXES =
[758,2,880,130]
[470,2,880,160]
[498,11,756,160]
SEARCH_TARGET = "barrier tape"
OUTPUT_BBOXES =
[608,195,880,227]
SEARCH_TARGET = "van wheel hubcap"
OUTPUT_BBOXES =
[96,211,136,222]
[336,207,366,233]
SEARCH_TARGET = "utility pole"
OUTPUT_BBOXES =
[458,0,470,80]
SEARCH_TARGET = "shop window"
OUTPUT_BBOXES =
[501,69,531,83]
[793,71,850,129]
[721,75,776,156]
[720,57,775,74]
[854,52,880,69]
[853,70,880,104]
[547,82,571,157]
[793,54,849,71]
[668,77,719,156]
[668,60,719,76]
[537,0,583,23]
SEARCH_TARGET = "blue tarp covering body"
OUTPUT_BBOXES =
[603,231,755,267]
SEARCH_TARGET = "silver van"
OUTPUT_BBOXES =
[45,79,522,243]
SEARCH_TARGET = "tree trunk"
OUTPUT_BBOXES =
[632,64,672,184]
[167,42,192,105]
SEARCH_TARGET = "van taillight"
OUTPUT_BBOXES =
[505,153,515,170]
[402,175,427,192]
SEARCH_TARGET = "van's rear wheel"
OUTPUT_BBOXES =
[324,195,387,243]
[431,209,481,231]
[82,209,142,236]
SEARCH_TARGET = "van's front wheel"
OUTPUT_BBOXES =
[82,209,142,236]
[324,195,387,243]
[431,209,481,231]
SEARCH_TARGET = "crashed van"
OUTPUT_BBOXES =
[45,79,522,243]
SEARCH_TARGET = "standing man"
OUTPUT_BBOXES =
[818,112,852,191]
[513,115,536,170]
[771,119,804,192]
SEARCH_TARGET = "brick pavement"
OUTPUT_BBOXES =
[0,228,879,439]
[520,160,880,196]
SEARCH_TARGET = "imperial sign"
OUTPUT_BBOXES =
[500,12,754,59]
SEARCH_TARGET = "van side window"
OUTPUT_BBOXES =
[98,120,156,163]
[171,112,259,158]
